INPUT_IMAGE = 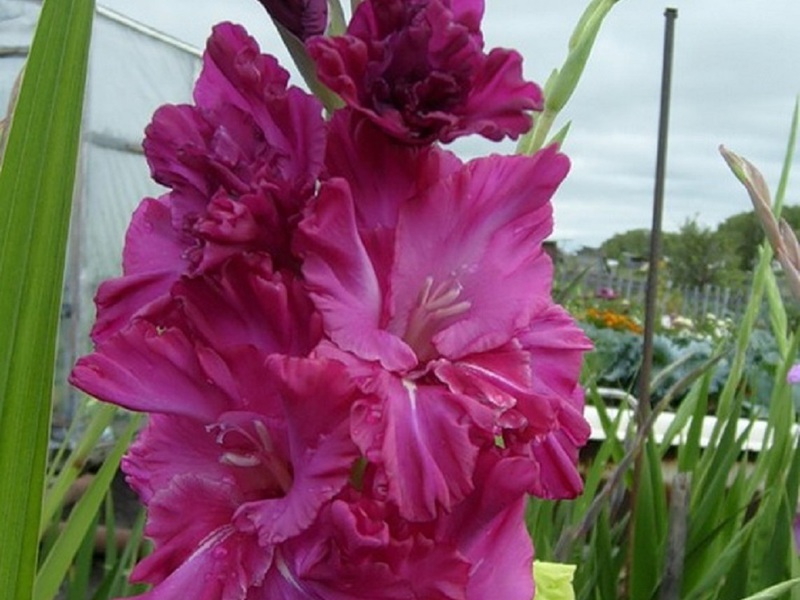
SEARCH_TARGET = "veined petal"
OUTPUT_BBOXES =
[455,47,542,143]
[165,257,322,356]
[432,341,532,412]
[123,415,248,505]
[297,179,417,371]
[308,0,539,144]
[520,303,592,400]
[389,149,567,361]
[91,272,177,345]
[325,110,460,233]
[262,488,470,599]
[461,497,533,600]
[351,371,489,521]
[494,305,591,498]
[196,23,325,191]
[128,475,270,600]
[194,22,290,109]
[122,196,189,277]
[529,421,588,499]
[70,321,236,420]
[237,357,360,545]
[90,197,190,344]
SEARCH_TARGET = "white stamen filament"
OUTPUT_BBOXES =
[211,420,293,494]
[403,275,471,361]
[221,452,261,468]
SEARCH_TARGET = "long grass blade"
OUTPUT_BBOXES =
[40,402,117,536]
[740,578,800,600]
[34,415,140,600]
[0,0,94,597]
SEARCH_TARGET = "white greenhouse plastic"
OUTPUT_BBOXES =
[0,0,202,433]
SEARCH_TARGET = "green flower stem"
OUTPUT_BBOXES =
[518,0,619,155]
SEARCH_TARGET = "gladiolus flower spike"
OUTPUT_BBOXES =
[70,13,589,600]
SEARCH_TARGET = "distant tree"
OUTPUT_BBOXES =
[600,228,650,261]
[716,205,800,271]
[594,206,800,288]
[715,211,762,271]
[664,218,726,288]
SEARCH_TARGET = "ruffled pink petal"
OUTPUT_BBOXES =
[529,418,588,498]
[238,357,360,545]
[263,488,471,599]
[123,416,239,504]
[144,105,215,202]
[454,47,542,143]
[90,272,176,345]
[297,179,417,371]
[449,0,484,30]
[388,150,567,361]
[325,110,460,233]
[90,198,190,344]
[515,304,591,498]
[432,341,533,413]
[164,257,321,356]
[520,303,593,400]
[461,498,533,600]
[439,454,537,600]
[308,0,539,144]
[351,371,491,521]
[121,197,189,277]
[71,320,239,420]
[194,22,290,110]
[196,23,325,192]
[128,475,270,600]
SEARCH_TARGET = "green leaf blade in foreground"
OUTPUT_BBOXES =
[0,0,94,598]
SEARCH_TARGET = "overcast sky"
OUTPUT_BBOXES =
[97,0,800,248]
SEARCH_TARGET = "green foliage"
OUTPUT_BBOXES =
[35,414,141,600]
[663,218,727,287]
[0,0,94,597]
[716,205,800,272]
[517,0,621,155]
[528,105,800,600]
[596,208,800,291]
[600,228,651,261]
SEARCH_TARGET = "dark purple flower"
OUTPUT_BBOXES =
[254,0,327,40]
[307,0,542,144]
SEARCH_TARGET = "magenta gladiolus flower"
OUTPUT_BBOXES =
[120,357,362,599]
[307,0,542,144]
[89,22,325,344]
[70,14,590,598]
[297,114,590,519]
[254,0,327,40]
[255,454,535,599]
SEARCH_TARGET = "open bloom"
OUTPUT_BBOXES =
[119,357,362,599]
[297,114,590,520]
[90,22,325,344]
[257,452,536,599]
[307,0,541,144]
[70,17,590,599]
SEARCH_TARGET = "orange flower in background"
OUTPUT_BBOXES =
[585,307,642,334]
